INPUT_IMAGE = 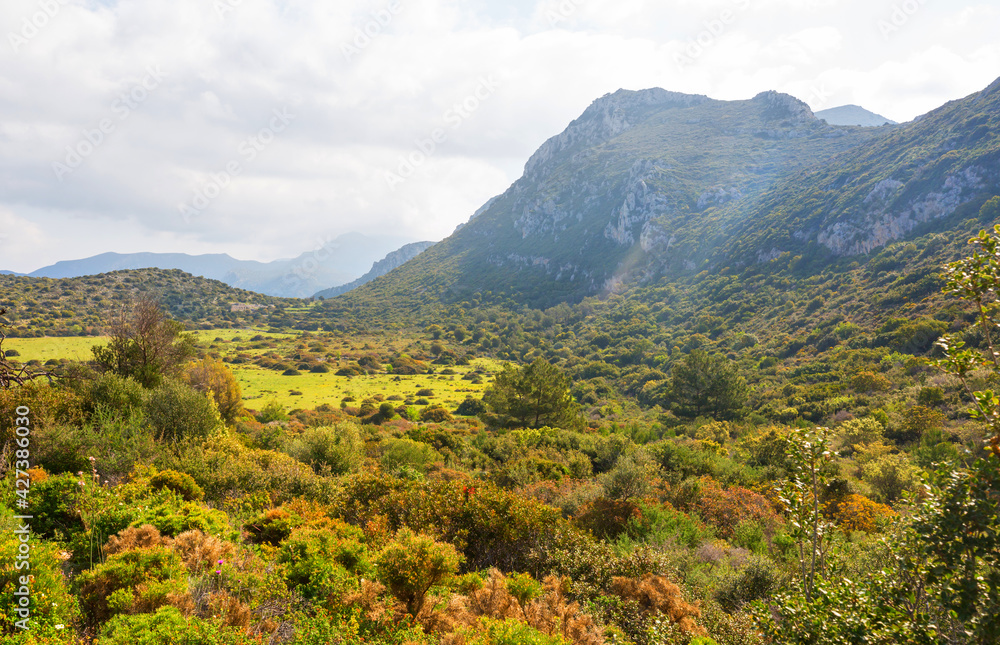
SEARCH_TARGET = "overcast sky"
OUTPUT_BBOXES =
[2,0,998,272]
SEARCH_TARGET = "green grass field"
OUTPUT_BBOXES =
[9,330,501,411]
[234,358,498,412]
[4,335,109,363]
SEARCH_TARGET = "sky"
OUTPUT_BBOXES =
[1,0,998,273]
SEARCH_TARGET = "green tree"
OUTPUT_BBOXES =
[183,356,243,423]
[666,349,747,419]
[376,528,462,615]
[481,358,579,429]
[92,297,194,388]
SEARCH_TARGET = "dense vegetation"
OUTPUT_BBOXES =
[1,216,999,644]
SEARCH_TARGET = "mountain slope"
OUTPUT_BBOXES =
[815,105,896,127]
[342,88,886,307]
[715,77,1000,267]
[314,241,436,299]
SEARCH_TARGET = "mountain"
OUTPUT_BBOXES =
[314,241,436,299]
[815,105,896,127]
[720,77,1000,265]
[339,87,886,307]
[24,233,417,298]
[337,77,1000,310]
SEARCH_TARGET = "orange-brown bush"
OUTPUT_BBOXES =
[827,493,896,533]
[610,574,703,635]
[419,569,604,645]
[686,477,781,540]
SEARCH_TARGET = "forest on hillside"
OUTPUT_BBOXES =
[1,227,999,645]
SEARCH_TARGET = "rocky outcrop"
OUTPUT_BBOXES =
[818,166,989,256]
[522,89,710,178]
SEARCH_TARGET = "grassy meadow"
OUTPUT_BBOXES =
[8,328,499,411]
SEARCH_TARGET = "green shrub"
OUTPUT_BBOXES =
[279,524,370,604]
[75,546,187,627]
[419,405,454,423]
[84,373,144,419]
[380,438,441,475]
[285,423,364,475]
[456,396,488,416]
[144,378,221,443]
[148,469,204,501]
[135,499,233,539]
[623,501,713,548]
[714,556,780,612]
[376,528,462,615]
[98,606,258,644]
[0,521,79,634]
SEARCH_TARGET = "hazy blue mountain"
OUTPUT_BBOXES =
[24,233,417,297]
[815,104,897,127]
[314,241,436,299]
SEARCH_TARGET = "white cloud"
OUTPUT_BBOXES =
[0,0,997,272]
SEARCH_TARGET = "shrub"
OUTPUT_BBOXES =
[828,493,895,532]
[136,500,233,539]
[601,451,656,501]
[144,378,221,443]
[376,528,463,615]
[575,498,641,540]
[280,524,370,605]
[83,373,144,419]
[611,574,703,634]
[416,388,435,397]
[285,423,364,475]
[714,556,780,612]
[456,396,488,416]
[148,469,204,501]
[380,438,441,475]
[256,399,288,423]
[420,405,454,423]
[98,606,259,645]
[850,371,891,393]
[685,478,781,540]
[183,357,244,423]
[0,528,79,634]
[837,417,885,452]
[862,453,921,503]
[624,501,713,548]
[75,546,188,627]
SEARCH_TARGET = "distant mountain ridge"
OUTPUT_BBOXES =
[314,241,436,299]
[815,104,897,127]
[19,233,418,298]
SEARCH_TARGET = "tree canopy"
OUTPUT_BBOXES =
[481,357,579,429]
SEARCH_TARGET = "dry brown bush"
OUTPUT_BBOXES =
[172,529,236,573]
[610,574,703,635]
[523,575,604,645]
[104,524,169,556]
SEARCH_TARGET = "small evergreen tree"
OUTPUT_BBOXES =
[481,358,578,429]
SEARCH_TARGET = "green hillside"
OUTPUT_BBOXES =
[0,269,294,337]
